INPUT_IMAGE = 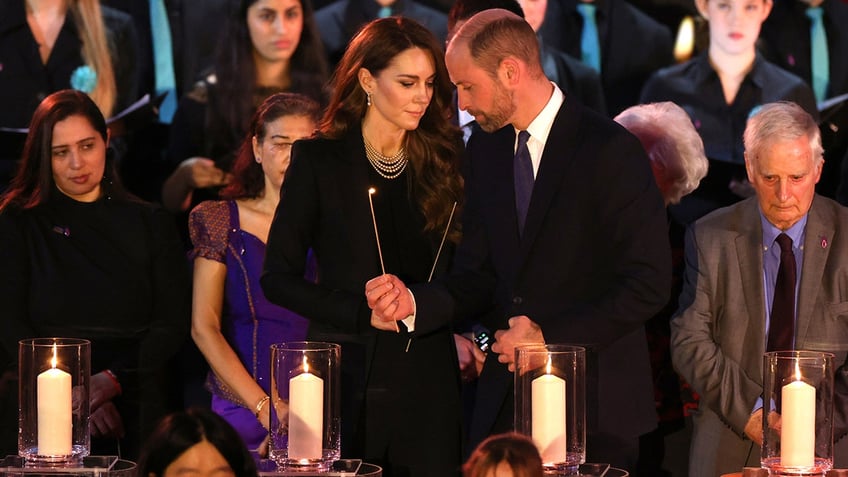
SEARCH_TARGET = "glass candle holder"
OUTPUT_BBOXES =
[269,341,341,472]
[18,338,91,465]
[762,350,834,476]
[515,344,586,475]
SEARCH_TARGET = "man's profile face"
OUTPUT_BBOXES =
[445,42,515,132]
[746,135,822,231]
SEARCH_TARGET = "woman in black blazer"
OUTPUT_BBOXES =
[261,17,464,477]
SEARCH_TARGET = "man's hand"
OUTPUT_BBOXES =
[744,408,764,445]
[744,408,782,445]
[490,316,545,372]
[365,274,413,331]
[454,334,486,381]
[90,401,125,439]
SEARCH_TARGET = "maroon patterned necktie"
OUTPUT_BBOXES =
[767,233,796,351]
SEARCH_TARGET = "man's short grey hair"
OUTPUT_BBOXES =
[615,102,708,205]
[743,101,823,166]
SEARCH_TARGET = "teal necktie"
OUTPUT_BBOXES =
[577,2,601,72]
[378,6,392,17]
[805,6,830,103]
[150,0,177,123]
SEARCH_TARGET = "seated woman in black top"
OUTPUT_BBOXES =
[0,90,190,460]
[640,0,818,223]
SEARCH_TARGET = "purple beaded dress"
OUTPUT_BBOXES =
[189,200,309,451]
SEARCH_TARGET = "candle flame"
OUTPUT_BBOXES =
[368,187,376,195]
[51,343,58,369]
[795,360,802,382]
[303,355,309,374]
[546,356,552,375]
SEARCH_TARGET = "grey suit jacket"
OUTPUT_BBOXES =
[671,195,848,477]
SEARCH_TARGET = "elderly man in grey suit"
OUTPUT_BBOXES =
[671,101,848,477]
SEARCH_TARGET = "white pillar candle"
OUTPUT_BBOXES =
[288,359,323,460]
[37,346,72,456]
[781,374,816,468]
[532,360,567,463]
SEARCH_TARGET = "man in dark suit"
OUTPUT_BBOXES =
[670,101,848,477]
[759,0,848,105]
[759,0,848,199]
[101,0,233,97]
[367,8,670,470]
[538,0,674,116]
[518,0,606,115]
[315,0,448,67]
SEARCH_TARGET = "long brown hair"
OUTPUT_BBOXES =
[221,93,321,200]
[71,0,118,117]
[0,90,129,212]
[320,17,463,242]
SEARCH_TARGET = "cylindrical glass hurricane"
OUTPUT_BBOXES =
[515,344,586,475]
[269,341,341,472]
[762,350,834,476]
[18,338,91,465]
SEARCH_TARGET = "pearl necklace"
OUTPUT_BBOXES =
[363,135,408,179]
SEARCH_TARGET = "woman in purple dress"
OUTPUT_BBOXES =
[189,93,320,455]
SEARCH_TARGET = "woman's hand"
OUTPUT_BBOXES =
[90,401,125,439]
[90,370,121,411]
[182,157,231,189]
[365,274,413,331]
[162,157,232,211]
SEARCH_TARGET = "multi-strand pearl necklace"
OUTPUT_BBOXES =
[363,135,408,179]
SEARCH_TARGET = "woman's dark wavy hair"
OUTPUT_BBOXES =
[320,17,464,242]
[221,92,321,200]
[137,407,258,477]
[0,89,131,213]
[208,0,329,162]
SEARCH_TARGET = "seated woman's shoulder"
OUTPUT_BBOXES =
[189,199,229,222]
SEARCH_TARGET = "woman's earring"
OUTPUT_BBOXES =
[255,156,261,163]
[366,92,372,107]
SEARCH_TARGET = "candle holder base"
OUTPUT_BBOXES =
[762,457,832,476]
[18,445,88,467]
[270,449,341,474]
[258,458,382,476]
[0,455,136,476]
[278,460,331,473]
[541,452,585,476]
[538,463,629,476]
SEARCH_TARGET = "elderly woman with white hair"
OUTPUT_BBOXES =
[615,101,709,206]
[614,101,708,477]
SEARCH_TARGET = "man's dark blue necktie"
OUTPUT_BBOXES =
[514,130,534,236]
[768,233,796,351]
